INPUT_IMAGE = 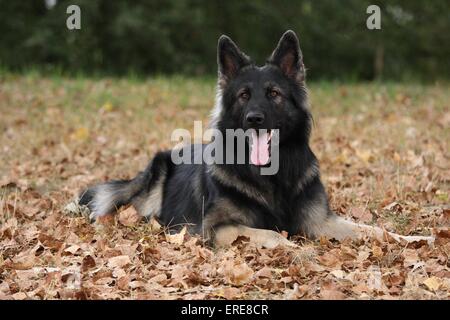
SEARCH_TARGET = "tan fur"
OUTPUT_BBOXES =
[208,165,270,207]
[317,215,435,244]
[296,162,319,193]
[203,198,256,242]
[213,216,434,249]
[214,225,297,249]
[132,175,165,218]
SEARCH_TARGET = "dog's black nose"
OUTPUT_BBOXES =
[246,112,265,125]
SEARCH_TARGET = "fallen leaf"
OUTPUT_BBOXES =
[165,226,187,246]
[96,214,115,226]
[402,249,420,268]
[71,127,89,141]
[38,233,64,250]
[12,292,27,300]
[349,207,372,223]
[113,268,127,278]
[149,218,162,232]
[423,276,441,292]
[64,244,81,255]
[0,282,10,295]
[356,149,374,164]
[320,289,346,300]
[330,270,345,279]
[371,245,383,259]
[318,251,341,268]
[15,269,37,290]
[255,266,272,278]
[219,261,254,286]
[117,275,130,290]
[285,283,309,299]
[118,206,141,227]
[7,250,36,270]
[107,255,131,269]
[101,102,114,112]
[435,228,450,239]
[383,202,402,212]
[81,255,96,272]
[149,274,168,283]
[222,287,241,299]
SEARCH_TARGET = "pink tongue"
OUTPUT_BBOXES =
[250,131,270,166]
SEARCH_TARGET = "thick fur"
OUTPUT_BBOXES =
[79,31,433,247]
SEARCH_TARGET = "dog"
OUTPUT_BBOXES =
[78,30,434,248]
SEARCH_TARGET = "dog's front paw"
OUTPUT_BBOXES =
[255,229,298,249]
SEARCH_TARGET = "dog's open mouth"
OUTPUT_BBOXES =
[250,130,273,166]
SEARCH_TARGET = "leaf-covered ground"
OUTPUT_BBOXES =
[0,75,449,300]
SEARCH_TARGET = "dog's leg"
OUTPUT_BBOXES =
[214,225,298,249]
[318,215,434,244]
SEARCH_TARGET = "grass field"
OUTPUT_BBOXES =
[0,74,449,299]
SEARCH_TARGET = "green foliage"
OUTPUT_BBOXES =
[0,0,448,81]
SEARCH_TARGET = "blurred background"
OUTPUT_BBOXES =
[1,0,449,81]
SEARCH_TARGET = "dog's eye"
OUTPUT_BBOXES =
[239,91,250,100]
[269,89,279,98]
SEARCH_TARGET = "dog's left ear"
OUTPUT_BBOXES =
[269,30,305,83]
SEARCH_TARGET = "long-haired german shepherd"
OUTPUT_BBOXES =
[78,31,433,248]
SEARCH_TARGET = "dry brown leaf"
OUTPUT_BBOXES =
[320,289,346,300]
[330,270,345,279]
[349,207,372,223]
[81,255,96,272]
[12,292,27,300]
[423,276,441,292]
[149,273,168,283]
[38,233,64,250]
[64,244,81,255]
[255,266,272,278]
[107,255,131,269]
[117,276,130,290]
[383,202,402,212]
[96,214,115,228]
[371,245,383,259]
[149,218,162,232]
[118,206,141,227]
[165,226,187,246]
[356,149,374,164]
[318,250,341,268]
[14,269,37,290]
[7,250,37,270]
[402,249,420,268]
[435,228,450,240]
[222,287,241,299]
[352,283,370,295]
[219,261,254,286]
[112,268,127,278]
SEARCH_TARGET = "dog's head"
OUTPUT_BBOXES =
[211,30,311,166]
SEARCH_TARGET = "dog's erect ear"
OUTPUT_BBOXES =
[269,30,305,83]
[217,35,251,85]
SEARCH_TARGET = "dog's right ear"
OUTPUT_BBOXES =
[217,35,251,86]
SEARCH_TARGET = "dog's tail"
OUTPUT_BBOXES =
[78,151,170,221]
[78,175,146,221]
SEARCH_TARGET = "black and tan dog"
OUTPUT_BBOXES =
[78,31,433,248]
